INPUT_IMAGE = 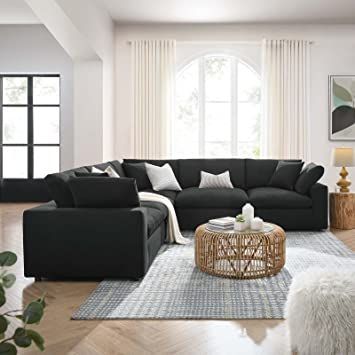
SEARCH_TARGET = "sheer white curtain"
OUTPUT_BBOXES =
[261,39,311,160]
[131,40,176,159]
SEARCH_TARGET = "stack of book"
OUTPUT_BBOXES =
[206,217,235,231]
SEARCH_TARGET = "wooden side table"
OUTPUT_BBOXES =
[329,192,355,229]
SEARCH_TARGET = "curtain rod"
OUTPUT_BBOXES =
[126,39,315,45]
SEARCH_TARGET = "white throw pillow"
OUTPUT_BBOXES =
[91,166,120,178]
[199,170,234,189]
[145,163,182,191]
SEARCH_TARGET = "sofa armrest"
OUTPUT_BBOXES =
[23,203,149,279]
[309,183,328,229]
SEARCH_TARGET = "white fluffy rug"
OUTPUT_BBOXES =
[285,268,355,355]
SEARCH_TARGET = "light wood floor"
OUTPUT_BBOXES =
[0,203,354,355]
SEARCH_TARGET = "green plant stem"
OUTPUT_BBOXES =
[2,309,22,315]
[0,335,15,344]
[1,309,22,317]
[2,313,20,318]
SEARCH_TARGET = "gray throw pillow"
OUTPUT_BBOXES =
[295,163,324,194]
[269,161,304,190]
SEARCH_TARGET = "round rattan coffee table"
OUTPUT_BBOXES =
[195,223,286,279]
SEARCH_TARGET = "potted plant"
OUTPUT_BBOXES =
[0,251,46,354]
[234,214,247,231]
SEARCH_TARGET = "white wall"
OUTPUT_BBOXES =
[115,24,355,187]
[56,0,115,162]
[0,24,73,170]
[25,0,115,166]
[73,60,103,166]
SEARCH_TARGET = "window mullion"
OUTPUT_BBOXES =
[198,57,205,158]
[231,58,238,157]
[28,76,33,179]
[0,77,3,178]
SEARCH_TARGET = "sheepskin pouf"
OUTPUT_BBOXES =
[285,268,355,355]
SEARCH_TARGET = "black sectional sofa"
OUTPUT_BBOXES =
[23,158,328,280]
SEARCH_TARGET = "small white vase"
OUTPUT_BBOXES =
[234,221,247,231]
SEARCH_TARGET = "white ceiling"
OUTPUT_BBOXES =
[101,0,355,24]
[0,0,39,24]
[1,0,355,25]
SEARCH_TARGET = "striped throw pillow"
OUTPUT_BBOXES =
[145,163,182,191]
[199,171,234,189]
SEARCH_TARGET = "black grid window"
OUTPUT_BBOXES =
[0,75,60,179]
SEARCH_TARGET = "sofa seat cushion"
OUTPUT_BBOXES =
[140,201,168,236]
[143,189,178,204]
[175,187,249,209]
[248,187,312,209]
[141,201,168,217]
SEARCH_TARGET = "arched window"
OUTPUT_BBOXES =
[173,54,261,158]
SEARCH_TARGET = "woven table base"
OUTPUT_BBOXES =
[195,223,286,279]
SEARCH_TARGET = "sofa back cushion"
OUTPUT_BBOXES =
[122,162,152,190]
[68,177,140,208]
[178,159,245,189]
[109,160,125,177]
[245,159,302,188]
[123,159,179,191]
[45,166,89,207]
[295,163,324,194]
[45,161,125,207]
[245,159,279,188]
[74,172,109,177]
[268,161,304,190]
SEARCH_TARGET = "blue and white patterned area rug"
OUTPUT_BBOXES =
[72,231,355,320]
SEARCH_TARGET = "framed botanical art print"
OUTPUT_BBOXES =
[329,75,355,140]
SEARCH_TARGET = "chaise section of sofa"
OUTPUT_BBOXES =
[23,201,167,280]
[23,160,168,280]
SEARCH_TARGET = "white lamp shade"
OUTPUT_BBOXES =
[331,147,355,167]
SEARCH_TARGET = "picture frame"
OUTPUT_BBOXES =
[329,75,355,141]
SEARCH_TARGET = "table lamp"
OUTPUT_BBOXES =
[331,147,354,193]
